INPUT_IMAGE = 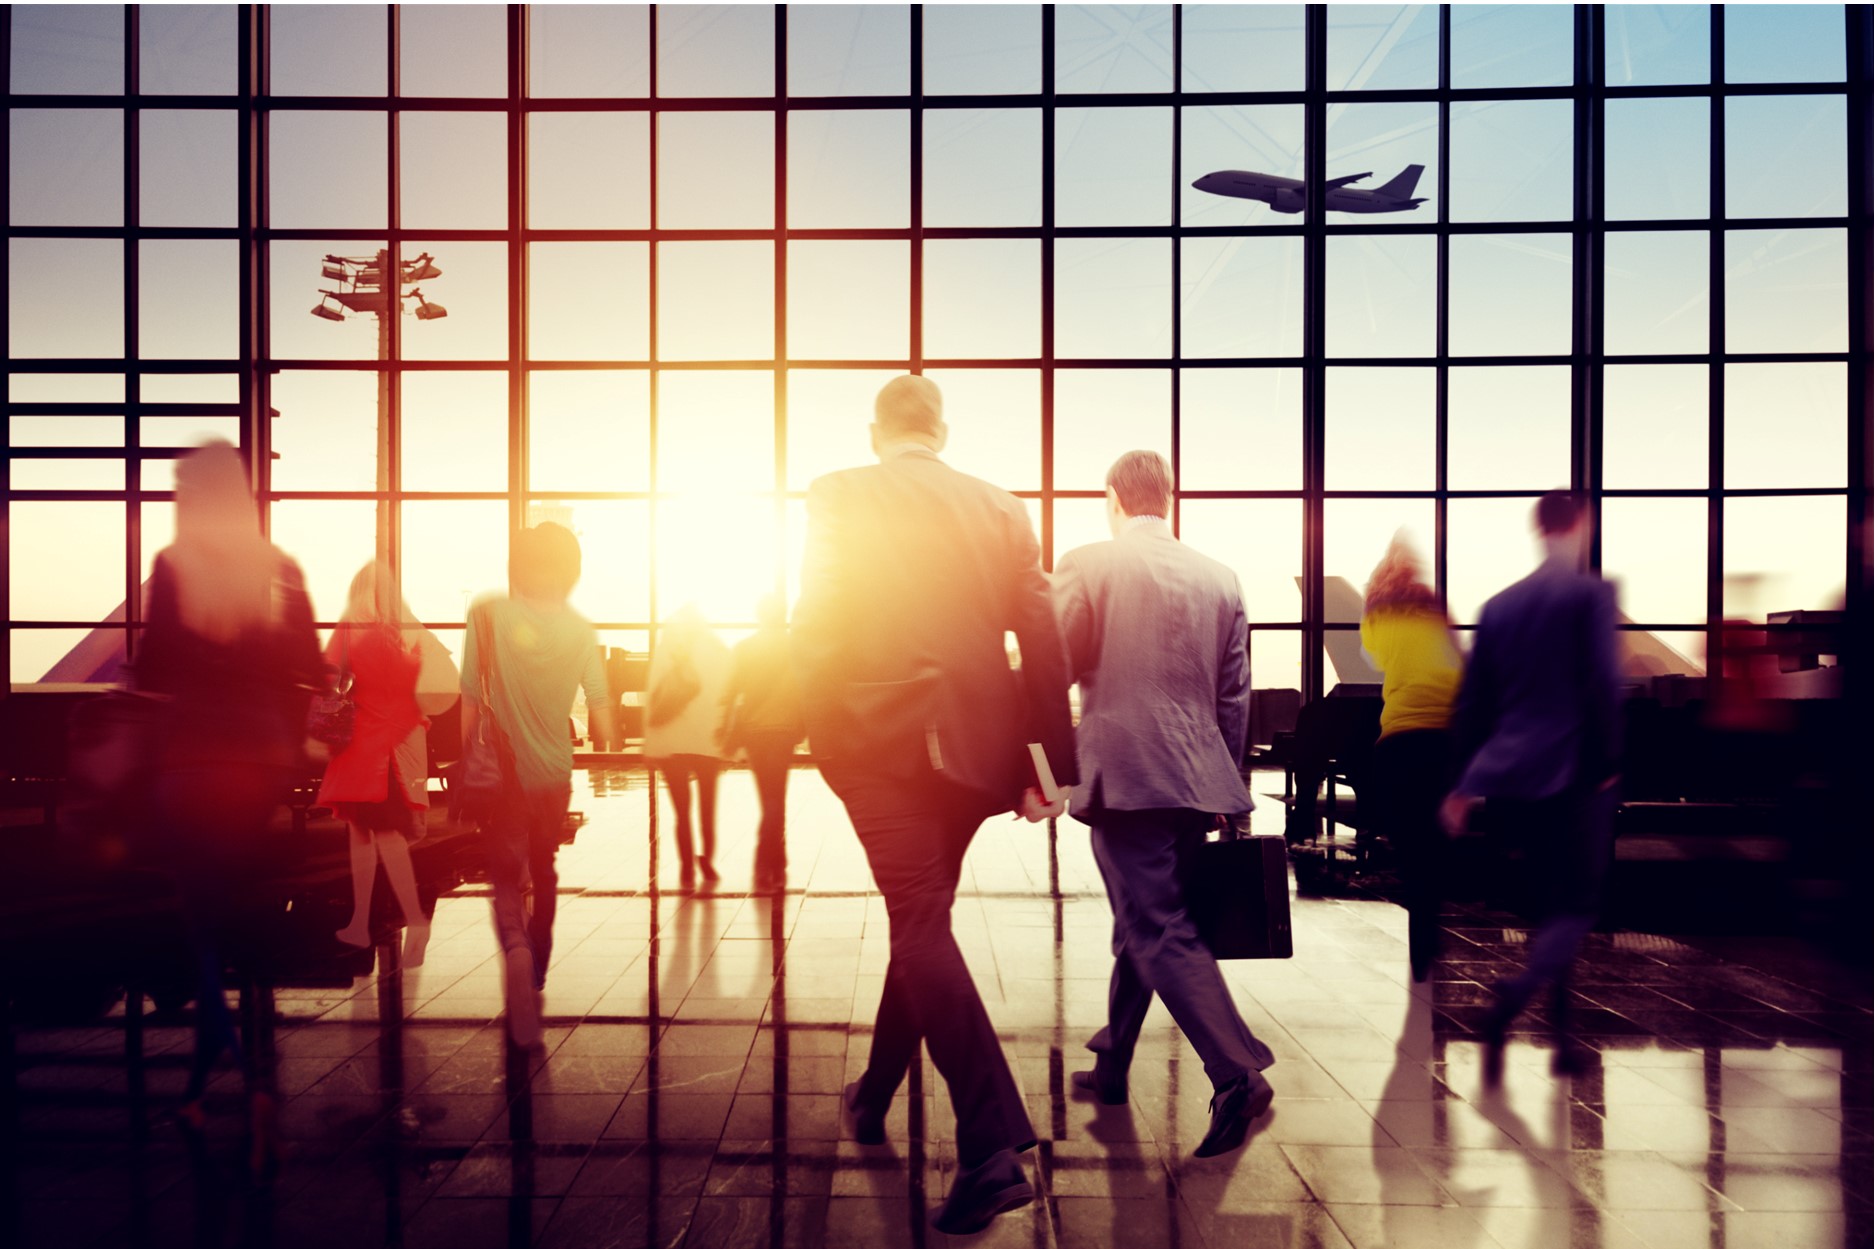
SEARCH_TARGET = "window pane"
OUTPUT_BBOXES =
[139,241,239,360]
[529,499,650,624]
[527,371,648,494]
[1325,236,1434,358]
[1054,495,1112,563]
[788,5,909,96]
[1725,96,1849,220]
[658,112,775,229]
[1180,105,1305,228]
[1179,368,1301,491]
[267,500,377,623]
[400,113,506,230]
[1448,366,1571,490]
[8,375,126,404]
[10,4,124,94]
[1449,234,1573,357]
[1450,5,1573,88]
[140,5,235,94]
[269,113,387,230]
[270,371,379,492]
[528,114,650,231]
[788,111,910,229]
[1723,5,1845,84]
[1601,498,1708,625]
[403,371,507,493]
[1326,5,1438,92]
[658,5,774,98]
[657,495,780,624]
[1057,107,1172,227]
[1449,100,1573,223]
[141,415,239,448]
[1055,5,1174,94]
[657,243,774,361]
[400,241,506,362]
[529,243,651,361]
[788,241,909,361]
[9,503,125,623]
[1179,501,1302,623]
[1325,102,1439,225]
[9,239,124,359]
[923,240,1041,360]
[1325,500,1435,616]
[1181,5,1303,93]
[141,109,236,228]
[786,369,901,490]
[1055,239,1172,359]
[530,5,650,98]
[1604,231,1709,356]
[923,5,1042,95]
[400,5,506,98]
[1724,363,1846,489]
[271,6,387,97]
[1604,99,1709,221]
[13,629,122,684]
[10,109,121,227]
[1181,238,1304,360]
[924,110,1042,228]
[1605,5,1709,86]
[9,415,124,445]
[1053,369,1171,491]
[10,457,125,493]
[1723,496,1844,619]
[401,501,510,626]
[1724,229,1848,354]
[656,372,774,494]
[1448,497,1540,624]
[1325,367,1433,490]
[1603,364,1707,490]
[924,369,1043,492]
[1248,630,1303,697]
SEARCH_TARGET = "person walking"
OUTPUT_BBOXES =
[645,604,732,892]
[718,593,806,894]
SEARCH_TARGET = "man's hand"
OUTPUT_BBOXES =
[1017,785,1069,822]
[1440,792,1483,838]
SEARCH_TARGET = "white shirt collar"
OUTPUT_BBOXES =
[1123,514,1168,534]
[882,440,942,462]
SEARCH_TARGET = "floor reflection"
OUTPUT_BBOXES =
[4,767,1869,1248]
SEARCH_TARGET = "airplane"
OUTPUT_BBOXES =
[1192,165,1426,214]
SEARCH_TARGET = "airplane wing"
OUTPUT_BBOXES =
[1324,172,1371,189]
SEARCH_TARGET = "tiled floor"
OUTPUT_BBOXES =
[8,767,1871,1248]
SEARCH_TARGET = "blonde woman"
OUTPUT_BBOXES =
[321,561,457,966]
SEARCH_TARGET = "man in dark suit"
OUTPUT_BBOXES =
[792,375,1078,1235]
[1053,451,1277,1157]
[1442,490,1622,1086]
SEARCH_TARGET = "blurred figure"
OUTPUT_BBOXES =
[646,605,732,892]
[463,523,615,1048]
[1361,534,1463,982]
[794,374,1077,1235]
[1053,451,1276,1157]
[1442,492,1621,1085]
[322,561,458,966]
[136,441,320,1157]
[718,593,805,894]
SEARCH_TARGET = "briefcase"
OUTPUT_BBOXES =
[1181,831,1293,960]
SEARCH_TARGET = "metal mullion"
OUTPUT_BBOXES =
[1707,5,1726,660]
[5,2,19,676]
[239,4,264,539]
[1040,5,1057,572]
[385,3,403,588]
[124,4,143,661]
[1845,1,1874,786]
[647,4,661,641]
[910,6,924,374]
[253,3,273,537]
[1301,3,1328,704]
[1170,4,1182,540]
[1434,1,1451,609]
[509,4,528,538]
[1574,4,1601,569]
[774,3,789,598]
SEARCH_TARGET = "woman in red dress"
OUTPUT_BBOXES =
[320,562,457,966]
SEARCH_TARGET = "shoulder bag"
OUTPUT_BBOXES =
[447,604,520,825]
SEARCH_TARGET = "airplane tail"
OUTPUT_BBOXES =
[1376,164,1424,199]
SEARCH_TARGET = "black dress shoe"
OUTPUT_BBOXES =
[843,1079,886,1145]
[1480,1006,1512,1091]
[1070,1062,1128,1106]
[929,1148,1034,1235]
[1550,1041,1594,1078]
[1194,1071,1273,1158]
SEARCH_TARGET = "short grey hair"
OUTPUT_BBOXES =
[1106,450,1173,518]
[874,374,943,439]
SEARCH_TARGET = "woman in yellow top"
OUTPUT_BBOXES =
[1360,536,1463,982]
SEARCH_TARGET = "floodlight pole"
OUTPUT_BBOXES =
[376,304,393,571]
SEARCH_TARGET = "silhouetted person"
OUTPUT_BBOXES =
[793,375,1076,1235]
[463,523,615,1048]
[323,560,457,966]
[1054,451,1276,1157]
[136,441,320,1164]
[646,604,731,892]
[718,593,805,894]
[1361,534,1462,982]
[1442,491,1621,1086]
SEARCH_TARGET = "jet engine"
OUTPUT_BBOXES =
[1270,188,1306,213]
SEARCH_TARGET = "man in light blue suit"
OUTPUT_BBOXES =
[1053,450,1276,1158]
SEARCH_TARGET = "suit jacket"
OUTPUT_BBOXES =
[1452,557,1622,802]
[792,448,1078,807]
[1053,520,1252,820]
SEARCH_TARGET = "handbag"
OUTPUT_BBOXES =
[648,649,701,729]
[305,666,355,753]
[1181,828,1294,960]
[447,604,519,825]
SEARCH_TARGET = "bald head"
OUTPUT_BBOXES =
[872,375,947,454]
